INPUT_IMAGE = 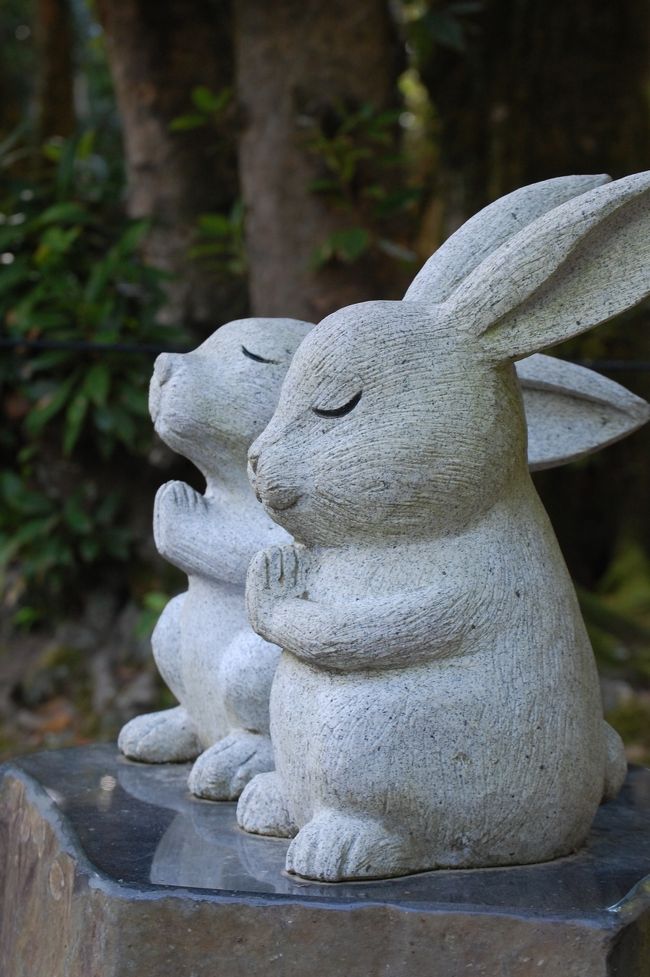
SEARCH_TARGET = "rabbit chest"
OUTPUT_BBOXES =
[271,494,605,835]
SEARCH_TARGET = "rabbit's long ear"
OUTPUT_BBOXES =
[446,172,650,360]
[518,354,650,470]
[405,174,610,304]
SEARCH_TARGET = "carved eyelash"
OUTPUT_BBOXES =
[312,390,362,418]
[241,345,279,365]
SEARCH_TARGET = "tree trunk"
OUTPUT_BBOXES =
[96,0,243,337]
[234,0,407,322]
[35,0,75,142]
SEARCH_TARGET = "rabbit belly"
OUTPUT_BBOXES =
[179,577,251,746]
[271,638,606,868]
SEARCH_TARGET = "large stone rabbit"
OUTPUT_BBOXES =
[237,174,650,880]
[118,317,311,800]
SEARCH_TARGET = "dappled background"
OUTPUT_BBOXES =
[1,0,649,760]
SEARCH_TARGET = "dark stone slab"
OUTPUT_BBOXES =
[1,744,649,976]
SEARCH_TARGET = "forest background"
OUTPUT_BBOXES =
[1,0,649,761]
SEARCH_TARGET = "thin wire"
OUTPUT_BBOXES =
[0,337,186,355]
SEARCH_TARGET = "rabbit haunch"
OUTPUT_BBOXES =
[237,173,650,881]
[118,317,312,801]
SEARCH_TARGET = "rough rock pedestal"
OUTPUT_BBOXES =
[1,745,649,977]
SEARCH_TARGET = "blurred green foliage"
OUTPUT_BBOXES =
[305,101,421,268]
[580,543,650,680]
[169,83,233,133]
[0,128,186,615]
[170,86,247,279]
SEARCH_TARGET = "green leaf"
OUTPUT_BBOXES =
[108,405,137,448]
[63,392,89,455]
[24,374,78,436]
[309,178,342,193]
[334,228,371,263]
[82,363,111,406]
[0,471,29,509]
[169,113,207,132]
[12,606,44,629]
[36,202,89,226]
[63,495,93,534]
[76,128,96,161]
[0,473,53,517]
[0,515,59,563]
[212,87,233,114]
[198,213,233,236]
[118,385,149,417]
[191,86,219,113]
[114,219,150,256]
[34,225,81,264]
[0,258,31,295]
[143,591,169,613]
[25,349,74,374]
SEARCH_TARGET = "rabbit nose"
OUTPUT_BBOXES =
[154,353,178,386]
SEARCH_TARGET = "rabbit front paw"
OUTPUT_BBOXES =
[237,771,297,837]
[286,811,412,881]
[187,732,275,801]
[118,706,201,763]
[153,480,210,562]
[246,544,309,639]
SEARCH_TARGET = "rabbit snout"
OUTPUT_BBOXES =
[153,352,181,387]
[251,464,301,512]
[248,440,302,511]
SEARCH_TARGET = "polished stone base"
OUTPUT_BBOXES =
[1,745,649,976]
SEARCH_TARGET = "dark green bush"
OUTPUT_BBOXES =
[0,130,187,619]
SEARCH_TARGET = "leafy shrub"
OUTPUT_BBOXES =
[303,100,421,269]
[0,129,187,617]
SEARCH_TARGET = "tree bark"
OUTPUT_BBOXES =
[35,0,75,142]
[234,0,407,321]
[96,0,243,337]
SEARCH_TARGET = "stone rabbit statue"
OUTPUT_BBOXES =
[237,173,650,880]
[118,317,312,800]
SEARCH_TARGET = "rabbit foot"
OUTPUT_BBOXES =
[237,771,297,837]
[188,731,274,801]
[286,811,412,882]
[118,706,201,763]
[602,720,627,802]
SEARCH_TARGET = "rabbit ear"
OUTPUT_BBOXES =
[405,174,611,304]
[517,354,650,470]
[444,172,650,360]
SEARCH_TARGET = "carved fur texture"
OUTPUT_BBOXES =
[118,317,312,800]
[238,174,650,880]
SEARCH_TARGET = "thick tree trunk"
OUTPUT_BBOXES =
[234,0,406,321]
[96,0,243,336]
[35,0,75,142]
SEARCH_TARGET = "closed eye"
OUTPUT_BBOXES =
[312,390,362,418]
[242,345,279,365]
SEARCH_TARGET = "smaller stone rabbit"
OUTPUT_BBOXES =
[238,173,650,881]
[118,317,311,800]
